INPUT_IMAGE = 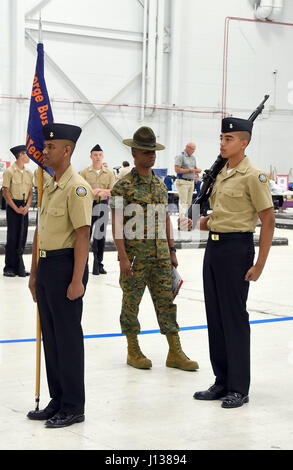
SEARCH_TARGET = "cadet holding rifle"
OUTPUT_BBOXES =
[188,110,275,408]
[2,145,33,277]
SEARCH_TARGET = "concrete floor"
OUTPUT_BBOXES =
[0,223,293,451]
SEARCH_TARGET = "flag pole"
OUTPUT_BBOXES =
[39,14,43,43]
[26,10,54,412]
[34,14,43,411]
[35,168,43,411]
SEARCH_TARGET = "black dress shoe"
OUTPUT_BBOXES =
[27,404,60,421]
[45,411,85,428]
[98,265,107,274]
[18,271,30,277]
[221,392,249,409]
[193,384,227,400]
[3,271,16,277]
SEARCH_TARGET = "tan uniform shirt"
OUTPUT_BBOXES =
[79,165,116,202]
[39,165,93,250]
[207,156,273,233]
[2,162,33,200]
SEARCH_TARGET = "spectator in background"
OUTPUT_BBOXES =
[194,173,201,196]
[117,161,131,180]
[174,142,201,215]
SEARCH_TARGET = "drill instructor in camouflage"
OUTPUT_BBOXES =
[110,126,198,371]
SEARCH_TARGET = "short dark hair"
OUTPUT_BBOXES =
[237,131,251,146]
[122,161,130,167]
[63,140,76,158]
[15,150,27,160]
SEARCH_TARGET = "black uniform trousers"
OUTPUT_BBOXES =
[91,200,109,268]
[36,250,88,414]
[4,200,28,275]
[203,232,255,396]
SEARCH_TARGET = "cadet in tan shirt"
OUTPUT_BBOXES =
[27,123,93,429]
[80,144,115,275]
[2,145,33,277]
[193,117,275,409]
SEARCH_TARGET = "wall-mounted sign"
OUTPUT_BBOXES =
[0,161,10,185]
[276,174,289,192]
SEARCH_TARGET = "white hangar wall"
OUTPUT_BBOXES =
[0,0,293,177]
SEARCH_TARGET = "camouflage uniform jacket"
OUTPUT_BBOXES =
[109,168,170,260]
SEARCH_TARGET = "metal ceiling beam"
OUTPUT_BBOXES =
[25,19,143,43]
[25,0,52,19]
[80,72,142,129]
[25,31,123,144]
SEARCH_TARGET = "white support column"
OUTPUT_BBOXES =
[146,0,157,108]
[166,0,182,171]
[140,0,148,121]
[155,0,165,107]
[9,0,25,156]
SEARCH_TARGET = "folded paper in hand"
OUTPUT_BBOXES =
[172,266,183,298]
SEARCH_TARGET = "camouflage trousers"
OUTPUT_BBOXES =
[119,257,179,335]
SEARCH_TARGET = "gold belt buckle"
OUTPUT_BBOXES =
[39,249,47,258]
[211,234,219,241]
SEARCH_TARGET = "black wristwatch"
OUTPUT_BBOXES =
[169,247,176,252]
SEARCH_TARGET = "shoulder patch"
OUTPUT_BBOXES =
[258,173,268,184]
[75,185,88,197]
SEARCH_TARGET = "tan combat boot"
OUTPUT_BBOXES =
[166,332,199,371]
[126,334,152,369]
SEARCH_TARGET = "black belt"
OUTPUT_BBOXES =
[39,248,74,258]
[180,177,193,181]
[13,199,27,206]
[209,232,253,241]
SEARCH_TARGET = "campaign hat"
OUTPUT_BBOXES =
[123,126,165,151]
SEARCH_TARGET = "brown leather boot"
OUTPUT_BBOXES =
[126,334,152,369]
[166,332,199,371]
